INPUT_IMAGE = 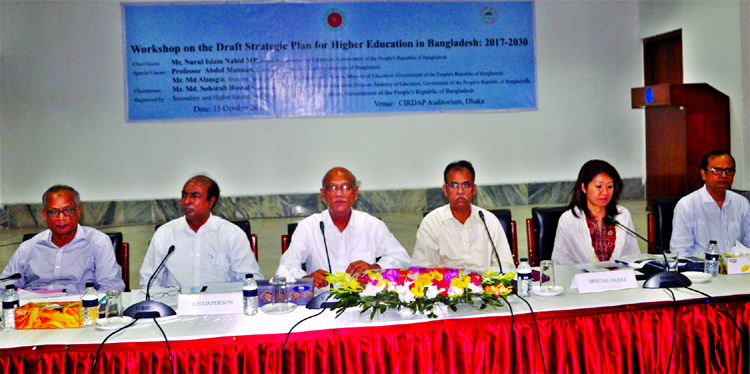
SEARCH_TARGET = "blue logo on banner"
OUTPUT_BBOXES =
[645,87,654,105]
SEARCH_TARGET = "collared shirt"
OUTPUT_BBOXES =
[140,214,263,289]
[551,206,641,265]
[276,209,411,279]
[671,185,750,256]
[0,225,125,294]
[412,204,515,271]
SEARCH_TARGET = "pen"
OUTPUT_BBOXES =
[208,252,215,263]
[614,259,629,266]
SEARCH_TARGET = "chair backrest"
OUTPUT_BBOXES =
[22,231,130,291]
[487,209,518,266]
[488,209,513,249]
[281,223,299,254]
[651,197,681,253]
[529,206,567,265]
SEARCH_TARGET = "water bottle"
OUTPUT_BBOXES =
[704,240,720,277]
[3,285,19,329]
[81,282,99,326]
[517,258,533,298]
[243,274,258,316]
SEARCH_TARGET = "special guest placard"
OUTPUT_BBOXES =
[123,1,536,120]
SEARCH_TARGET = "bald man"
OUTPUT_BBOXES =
[276,167,411,288]
[140,175,263,289]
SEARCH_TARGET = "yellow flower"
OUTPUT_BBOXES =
[410,278,430,297]
[450,275,471,289]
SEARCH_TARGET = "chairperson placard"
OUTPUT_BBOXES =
[124,1,536,120]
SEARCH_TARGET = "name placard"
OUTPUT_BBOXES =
[573,269,638,294]
[177,292,243,315]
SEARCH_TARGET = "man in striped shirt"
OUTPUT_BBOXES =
[0,185,125,293]
[671,151,750,256]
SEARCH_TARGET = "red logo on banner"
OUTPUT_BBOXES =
[324,8,346,31]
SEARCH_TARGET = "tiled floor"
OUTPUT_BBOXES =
[0,200,649,289]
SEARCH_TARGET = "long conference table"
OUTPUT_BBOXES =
[1,265,748,374]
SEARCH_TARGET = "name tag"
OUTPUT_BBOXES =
[177,292,242,315]
[574,269,638,294]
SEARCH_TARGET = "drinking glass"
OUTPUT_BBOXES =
[270,276,290,312]
[105,290,123,326]
[539,260,556,292]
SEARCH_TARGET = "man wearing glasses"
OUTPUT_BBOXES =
[0,185,125,293]
[671,151,750,255]
[140,175,263,289]
[412,161,515,271]
[276,167,410,289]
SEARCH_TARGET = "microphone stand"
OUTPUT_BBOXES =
[604,216,691,289]
[478,211,504,274]
[123,245,178,318]
[306,221,337,309]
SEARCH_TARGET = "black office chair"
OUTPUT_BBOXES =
[647,197,682,254]
[525,206,567,266]
[154,219,258,261]
[22,232,131,292]
[488,209,519,267]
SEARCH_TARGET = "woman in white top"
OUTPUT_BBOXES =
[551,160,641,265]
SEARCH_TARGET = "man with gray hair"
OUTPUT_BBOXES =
[0,185,125,293]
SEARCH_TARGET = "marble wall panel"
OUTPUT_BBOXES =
[212,197,238,220]
[80,201,117,226]
[356,189,426,214]
[122,201,154,225]
[2,180,647,229]
[281,194,319,217]
[476,184,528,208]
[425,188,448,212]
[528,181,575,205]
[0,206,8,229]
[152,199,181,224]
[7,204,45,229]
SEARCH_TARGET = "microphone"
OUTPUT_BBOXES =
[604,215,690,289]
[307,221,336,309]
[0,273,22,282]
[478,211,504,274]
[123,245,178,318]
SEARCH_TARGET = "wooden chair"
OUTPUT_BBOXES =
[281,223,299,254]
[525,206,567,266]
[155,219,258,261]
[647,197,681,254]
[22,231,131,292]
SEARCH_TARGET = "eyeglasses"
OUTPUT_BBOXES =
[323,185,356,193]
[707,167,736,176]
[446,182,474,190]
[45,207,77,217]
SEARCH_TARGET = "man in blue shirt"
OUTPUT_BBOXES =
[671,151,750,255]
[0,185,125,293]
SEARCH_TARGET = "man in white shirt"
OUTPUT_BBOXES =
[139,175,263,289]
[276,167,411,288]
[412,161,515,272]
[671,151,750,255]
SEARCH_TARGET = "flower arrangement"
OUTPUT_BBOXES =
[325,268,515,319]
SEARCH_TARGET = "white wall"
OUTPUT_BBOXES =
[0,0,645,204]
[639,0,749,190]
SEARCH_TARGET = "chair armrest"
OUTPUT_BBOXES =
[526,218,538,266]
[250,234,258,262]
[281,235,289,254]
[647,213,657,254]
[511,221,519,267]
[121,243,130,292]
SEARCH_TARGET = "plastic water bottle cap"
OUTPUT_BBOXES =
[245,274,254,279]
